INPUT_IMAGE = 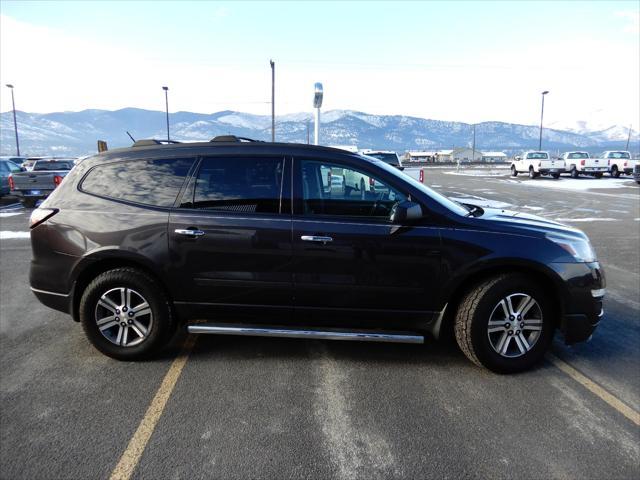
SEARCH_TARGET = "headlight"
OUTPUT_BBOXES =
[547,233,597,262]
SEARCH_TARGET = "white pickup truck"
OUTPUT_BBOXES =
[562,151,607,178]
[510,151,565,179]
[601,151,636,177]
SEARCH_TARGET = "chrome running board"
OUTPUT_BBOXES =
[187,324,424,344]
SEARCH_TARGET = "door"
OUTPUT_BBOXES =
[168,155,293,321]
[292,158,441,330]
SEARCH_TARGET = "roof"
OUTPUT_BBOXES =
[96,138,367,163]
[437,150,454,155]
[481,151,507,157]
[408,151,437,156]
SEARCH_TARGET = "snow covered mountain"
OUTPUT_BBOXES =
[1,108,637,157]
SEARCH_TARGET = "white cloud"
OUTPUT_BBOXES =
[616,10,640,34]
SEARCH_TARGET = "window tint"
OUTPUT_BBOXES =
[33,161,73,171]
[526,152,548,159]
[567,152,589,159]
[81,158,194,207]
[183,157,285,214]
[301,160,407,218]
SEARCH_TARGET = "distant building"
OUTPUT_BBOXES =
[435,149,454,162]
[451,147,483,162]
[405,151,437,162]
[481,151,508,162]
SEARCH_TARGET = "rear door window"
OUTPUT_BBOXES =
[81,157,195,207]
[180,156,286,215]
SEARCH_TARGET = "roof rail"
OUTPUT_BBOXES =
[132,139,182,147]
[210,135,263,143]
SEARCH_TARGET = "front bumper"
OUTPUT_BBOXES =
[552,262,605,344]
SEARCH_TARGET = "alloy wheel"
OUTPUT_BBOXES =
[487,293,543,358]
[94,287,153,347]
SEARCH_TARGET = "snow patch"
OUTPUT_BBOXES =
[444,170,506,177]
[0,231,30,239]
[554,218,617,222]
[514,178,635,191]
[522,205,544,211]
[0,212,23,218]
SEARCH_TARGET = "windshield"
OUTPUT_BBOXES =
[361,155,469,216]
[526,152,549,159]
[567,152,589,159]
[608,152,630,159]
[33,161,73,171]
[367,152,400,164]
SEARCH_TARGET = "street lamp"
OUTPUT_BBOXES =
[539,90,549,150]
[270,60,275,142]
[313,82,323,145]
[5,84,20,156]
[162,86,170,141]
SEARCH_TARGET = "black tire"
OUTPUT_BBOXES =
[454,273,555,374]
[611,165,620,178]
[21,198,36,208]
[594,173,603,179]
[551,173,560,179]
[570,166,578,179]
[510,165,518,177]
[528,167,537,179]
[79,267,175,360]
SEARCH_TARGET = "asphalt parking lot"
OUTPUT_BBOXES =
[1,167,639,480]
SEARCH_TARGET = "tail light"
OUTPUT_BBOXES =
[8,174,14,191]
[419,169,424,183]
[53,175,63,187]
[580,159,586,166]
[29,208,59,229]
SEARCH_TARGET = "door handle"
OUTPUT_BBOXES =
[175,228,205,237]
[301,235,333,244]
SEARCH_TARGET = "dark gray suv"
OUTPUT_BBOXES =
[29,137,605,373]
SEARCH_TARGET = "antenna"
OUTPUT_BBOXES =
[126,131,136,142]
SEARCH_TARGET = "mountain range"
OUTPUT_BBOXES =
[1,108,637,157]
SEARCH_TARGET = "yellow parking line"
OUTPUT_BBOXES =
[109,335,197,480]
[548,353,640,427]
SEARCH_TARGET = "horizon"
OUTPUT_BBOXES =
[1,1,639,131]
[1,106,639,136]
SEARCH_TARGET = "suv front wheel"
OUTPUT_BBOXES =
[454,273,554,373]
[79,267,175,360]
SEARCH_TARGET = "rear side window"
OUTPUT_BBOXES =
[181,157,285,214]
[81,158,194,207]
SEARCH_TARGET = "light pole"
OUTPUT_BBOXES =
[270,60,275,142]
[162,86,170,141]
[313,83,323,145]
[539,90,549,150]
[5,84,20,156]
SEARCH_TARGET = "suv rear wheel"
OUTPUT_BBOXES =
[454,274,554,373]
[79,267,174,360]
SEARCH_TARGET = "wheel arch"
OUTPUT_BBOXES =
[70,252,174,323]
[431,262,565,340]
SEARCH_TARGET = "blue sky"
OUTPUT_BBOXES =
[1,1,638,129]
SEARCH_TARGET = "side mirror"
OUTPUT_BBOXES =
[390,201,423,224]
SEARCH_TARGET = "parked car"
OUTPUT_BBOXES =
[634,163,640,185]
[601,151,636,177]
[361,150,404,170]
[511,151,565,178]
[0,158,23,197]
[10,159,74,207]
[561,151,607,178]
[29,137,605,373]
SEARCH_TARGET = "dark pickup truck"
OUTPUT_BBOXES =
[10,159,74,207]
